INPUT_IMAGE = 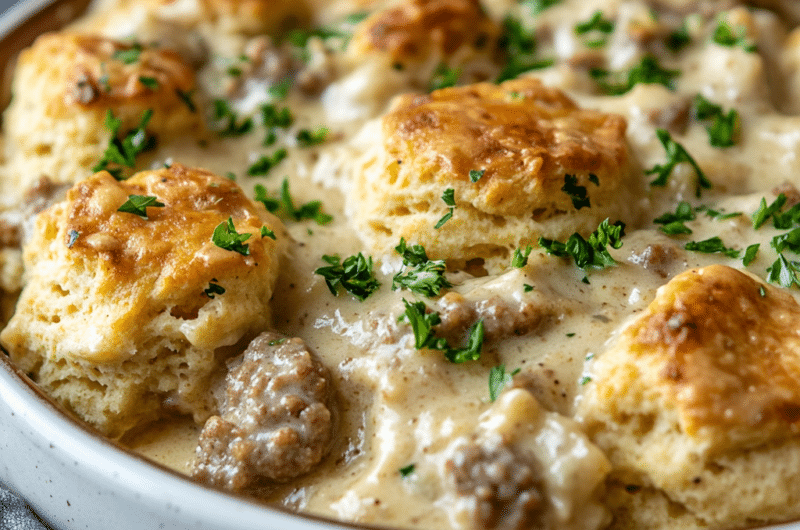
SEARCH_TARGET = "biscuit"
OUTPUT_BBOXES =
[349,77,636,266]
[0,164,287,437]
[3,32,202,193]
[578,265,800,528]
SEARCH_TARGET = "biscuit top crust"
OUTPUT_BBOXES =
[622,264,800,450]
[63,164,279,298]
[382,78,629,217]
[351,0,498,61]
[27,33,196,119]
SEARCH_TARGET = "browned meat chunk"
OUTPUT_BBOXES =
[192,332,335,491]
[446,441,546,530]
[435,291,552,341]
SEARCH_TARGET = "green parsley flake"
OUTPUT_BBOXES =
[435,189,456,229]
[260,226,276,240]
[93,109,155,180]
[401,299,484,363]
[579,375,592,385]
[496,16,553,83]
[204,281,226,299]
[117,195,165,219]
[539,218,626,277]
[247,149,288,177]
[646,128,711,197]
[469,169,486,182]
[488,364,521,402]
[212,217,252,256]
[429,63,461,91]
[523,284,534,292]
[665,23,691,53]
[392,238,452,297]
[260,104,293,146]
[522,0,561,16]
[684,236,739,258]
[268,79,292,100]
[561,174,593,210]
[767,252,800,289]
[399,464,416,478]
[213,99,253,137]
[574,10,614,48]
[712,20,757,52]
[296,127,329,147]
[511,245,533,268]
[692,94,740,148]
[742,243,760,266]
[176,88,197,112]
[315,253,380,301]
[752,194,787,229]
[590,55,680,95]
[112,43,143,64]
[138,76,158,89]
[654,201,694,235]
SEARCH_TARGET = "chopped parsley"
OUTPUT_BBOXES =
[521,0,561,16]
[742,243,760,266]
[93,109,155,180]
[511,245,533,268]
[401,299,485,363]
[434,189,456,229]
[752,194,787,229]
[138,76,158,89]
[574,10,614,48]
[539,219,625,279]
[260,226,276,240]
[771,228,800,254]
[654,201,695,234]
[590,55,680,95]
[489,364,520,402]
[315,253,380,301]
[260,104,293,146]
[399,464,416,478]
[646,128,711,197]
[469,169,486,182]
[117,194,164,219]
[712,20,756,53]
[392,238,452,297]
[696,205,742,220]
[429,63,461,91]
[496,17,553,83]
[254,179,332,225]
[212,217,252,255]
[176,88,197,112]
[268,79,292,100]
[767,252,800,289]
[112,43,143,64]
[665,22,691,53]
[523,283,534,292]
[684,236,739,258]
[247,149,288,177]
[204,281,225,299]
[212,99,253,137]
[561,174,595,210]
[296,127,329,147]
[692,94,739,148]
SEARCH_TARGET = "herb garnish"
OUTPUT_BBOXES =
[212,217,252,255]
[488,364,520,402]
[401,300,485,363]
[93,109,155,180]
[204,281,226,299]
[392,238,452,297]
[176,88,197,112]
[260,104,293,146]
[469,169,486,182]
[247,149,288,177]
[429,63,461,91]
[665,22,691,53]
[315,253,380,301]
[767,252,800,288]
[434,189,456,229]
[511,245,533,268]
[574,10,614,48]
[521,0,561,16]
[742,243,760,266]
[712,20,756,52]
[212,99,253,137]
[692,94,739,148]
[138,76,158,89]
[752,194,787,229]
[684,236,740,258]
[590,55,680,95]
[646,128,711,197]
[496,17,553,83]
[399,464,416,478]
[296,127,329,147]
[539,219,625,280]
[561,174,596,210]
[654,201,695,234]
[112,43,143,64]
[117,195,164,219]
[254,180,332,225]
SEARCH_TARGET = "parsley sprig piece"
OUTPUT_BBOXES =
[654,201,695,234]
[254,179,332,225]
[93,109,155,180]
[296,127,329,147]
[511,245,533,268]
[260,104,293,146]
[646,128,711,197]
[434,189,456,229]
[401,300,485,363]
[112,43,143,64]
[712,20,756,53]
[247,149,288,177]
[574,10,614,48]
[768,252,800,288]
[429,63,461,92]
[561,174,597,210]
[590,55,680,95]
[212,99,253,137]
[692,94,739,148]
[212,217,252,255]
[752,194,787,229]
[496,17,553,83]
[204,281,226,299]
[489,364,520,402]
[539,219,625,281]
[521,0,561,16]
[315,253,380,301]
[684,237,740,258]
[469,169,485,182]
[117,195,164,219]
[392,238,452,297]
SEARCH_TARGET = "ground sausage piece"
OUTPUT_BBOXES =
[436,292,551,341]
[192,332,335,491]
[446,441,546,530]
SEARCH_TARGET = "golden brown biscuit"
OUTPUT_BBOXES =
[578,264,800,528]
[3,32,202,193]
[349,77,636,265]
[0,164,287,437]
[350,0,498,63]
